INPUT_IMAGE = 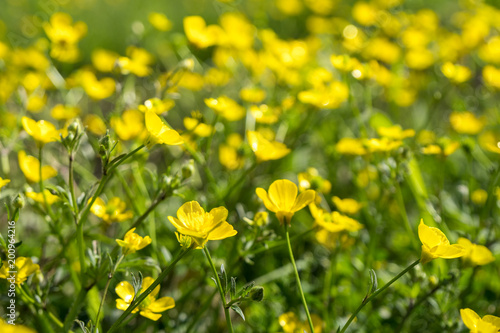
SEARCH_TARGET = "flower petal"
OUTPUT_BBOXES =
[209,206,228,226]
[418,219,449,248]
[148,296,175,313]
[207,222,237,240]
[291,190,316,213]
[268,179,298,212]
[140,309,162,321]
[461,308,480,330]
[256,188,279,213]
[434,244,466,259]
[115,281,134,303]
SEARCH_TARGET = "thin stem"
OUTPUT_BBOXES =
[69,153,79,216]
[38,145,53,217]
[339,259,420,333]
[63,286,88,331]
[394,181,417,244]
[203,247,234,333]
[284,220,315,333]
[221,162,257,203]
[107,248,191,333]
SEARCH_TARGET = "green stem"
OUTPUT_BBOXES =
[221,162,257,202]
[203,247,234,333]
[339,259,420,333]
[394,181,416,242]
[38,146,53,217]
[284,220,315,333]
[63,286,87,331]
[107,248,191,333]
[69,153,79,216]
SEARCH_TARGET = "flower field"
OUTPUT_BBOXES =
[0,0,500,332]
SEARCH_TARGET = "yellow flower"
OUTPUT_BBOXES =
[250,104,280,124]
[352,2,378,26]
[364,138,402,153]
[145,111,183,147]
[297,168,331,201]
[247,130,291,162]
[310,203,363,233]
[441,62,471,83]
[90,197,133,223]
[449,111,485,135]
[116,228,152,255]
[205,96,246,121]
[168,201,237,248]
[18,151,57,183]
[43,13,87,63]
[256,179,315,224]
[335,137,367,156]
[0,318,36,333]
[50,104,80,120]
[0,177,10,190]
[240,87,266,103]
[332,196,363,215]
[84,114,107,136]
[460,308,500,333]
[183,116,214,137]
[279,312,323,333]
[457,238,495,266]
[248,211,269,227]
[117,47,154,77]
[22,117,60,144]
[80,70,116,100]
[0,257,40,285]
[471,189,488,206]
[418,219,466,264]
[115,277,175,321]
[377,125,415,140]
[479,131,500,154]
[483,65,500,90]
[183,16,223,48]
[26,93,47,113]
[111,109,145,141]
[92,49,119,72]
[138,98,175,115]
[219,133,245,170]
[422,139,460,157]
[26,190,59,205]
[148,12,172,31]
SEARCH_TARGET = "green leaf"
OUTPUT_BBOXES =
[231,305,245,321]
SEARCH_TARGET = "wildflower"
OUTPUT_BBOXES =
[256,179,315,224]
[279,312,323,333]
[205,96,246,121]
[50,104,80,120]
[0,318,36,333]
[139,98,175,115]
[0,257,39,284]
[460,308,500,333]
[84,114,107,135]
[297,82,349,109]
[352,2,378,26]
[115,277,175,321]
[21,117,60,145]
[457,238,495,266]
[449,111,485,135]
[479,131,500,154]
[441,62,471,83]
[247,130,291,162]
[335,137,367,156]
[80,70,116,100]
[240,87,266,103]
[111,109,145,141]
[377,125,415,140]
[248,211,269,227]
[145,111,183,147]
[310,203,363,233]
[250,105,280,124]
[90,197,133,223]
[183,115,214,137]
[183,16,223,48]
[116,228,152,255]
[298,168,331,195]
[43,13,87,63]
[18,151,57,183]
[148,12,172,31]
[422,138,460,156]
[26,190,59,205]
[92,49,119,72]
[483,66,500,90]
[117,47,154,77]
[26,93,47,113]
[332,196,363,215]
[471,189,488,206]
[219,133,245,170]
[418,219,466,264]
[0,177,10,190]
[364,138,402,153]
[168,201,237,248]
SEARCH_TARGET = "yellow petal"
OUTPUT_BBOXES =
[209,206,228,226]
[461,308,480,330]
[159,128,183,145]
[147,297,175,312]
[139,309,162,321]
[483,315,500,329]
[433,244,466,259]
[208,222,237,240]
[291,190,316,213]
[115,281,135,303]
[140,276,160,299]
[116,299,131,311]
[418,219,449,248]
[256,187,279,213]
[145,110,163,137]
[268,179,298,212]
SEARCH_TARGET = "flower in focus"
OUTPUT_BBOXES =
[116,228,152,255]
[457,238,495,266]
[18,151,57,183]
[148,12,172,31]
[331,196,363,215]
[205,96,246,121]
[418,219,466,264]
[22,117,60,145]
[145,111,183,147]
[0,257,40,285]
[460,308,500,333]
[115,277,175,321]
[247,130,291,162]
[256,179,315,224]
[279,312,323,333]
[90,197,133,223]
[26,190,59,205]
[0,177,10,191]
[449,111,485,135]
[168,201,237,248]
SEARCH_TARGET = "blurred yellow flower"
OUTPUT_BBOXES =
[80,71,115,100]
[183,116,214,137]
[310,203,364,233]
[115,277,175,321]
[298,168,331,195]
[279,312,323,333]
[50,104,80,120]
[148,12,172,31]
[111,109,145,141]
[26,190,59,205]
[405,48,434,70]
[168,201,237,248]
[479,131,500,154]
[248,211,269,227]
[22,117,60,144]
[483,65,500,90]
[139,98,175,115]
[116,228,152,255]
[92,49,119,72]
[449,111,485,135]
[418,219,466,264]
[335,137,367,156]
[364,138,402,153]
[256,179,315,224]
[0,177,10,190]
[205,95,246,121]
[43,13,87,63]
[0,257,39,285]
[84,114,107,136]
[352,2,379,26]
[250,104,280,124]
[421,138,460,157]
[18,150,57,183]
[219,133,245,170]
[183,16,223,48]
[240,87,266,103]
[0,318,36,333]
[145,111,183,147]
[247,130,290,162]
[117,47,154,77]
[441,62,471,83]
[26,93,47,113]
[460,308,500,333]
[90,197,133,223]
[377,125,415,140]
[471,189,488,206]
[332,196,363,215]
[457,238,495,266]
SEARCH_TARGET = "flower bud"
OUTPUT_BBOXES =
[13,194,25,208]
[249,286,264,302]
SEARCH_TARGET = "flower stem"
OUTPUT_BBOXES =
[339,259,420,333]
[69,153,79,216]
[284,220,315,333]
[203,246,234,333]
[38,146,53,217]
[107,248,191,333]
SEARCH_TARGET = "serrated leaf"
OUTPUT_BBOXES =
[231,305,245,321]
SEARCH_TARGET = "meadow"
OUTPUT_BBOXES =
[0,0,499,332]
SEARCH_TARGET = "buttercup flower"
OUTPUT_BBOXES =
[331,196,363,215]
[90,197,133,223]
[310,203,364,233]
[18,150,57,183]
[205,95,246,121]
[145,111,183,148]
[26,190,59,205]
[256,179,315,224]
[457,238,495,266]
[247,130,291,162]
[168,201,237,248]
[279,312,323,333]
[148,12,172,31]
[116,228,152,255]
[449,111,485,135]
[111,109,145,141]
[0,177,10,191]
[460,308,500,333]
[115,277,175,321]
[22,117,60,145]
[0,257,40,285]
[418,219,466,264]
